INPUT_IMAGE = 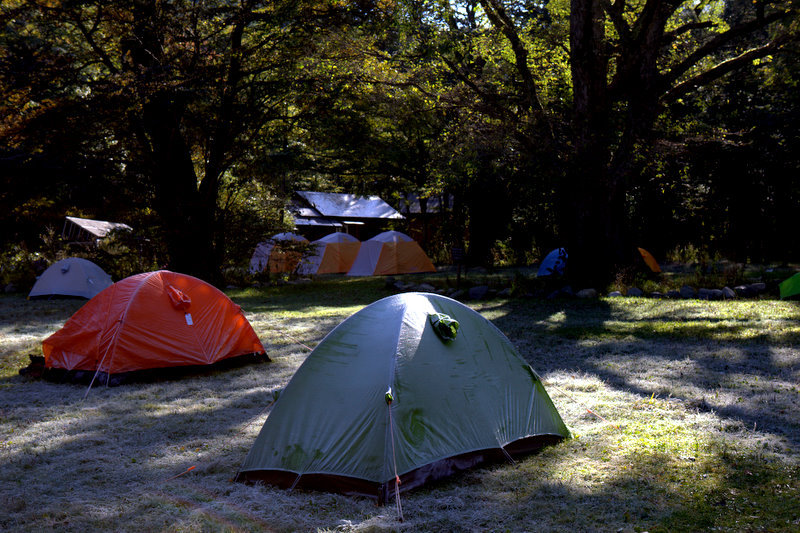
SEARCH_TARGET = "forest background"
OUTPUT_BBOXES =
[1,0,798,289]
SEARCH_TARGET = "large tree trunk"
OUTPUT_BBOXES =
[130,0,221,284]
[141,93,220,283]
[565,0,627,288]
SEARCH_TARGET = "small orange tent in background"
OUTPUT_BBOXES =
[637,247,661,273]
[249,233,308,274]
[297,232,360,275]
[347,231,435,276]
[42,271,266,381]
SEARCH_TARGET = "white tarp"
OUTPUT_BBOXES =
[62,216,132,242]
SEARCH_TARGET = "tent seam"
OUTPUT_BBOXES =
[103,270,160,374]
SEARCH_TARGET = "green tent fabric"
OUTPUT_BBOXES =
[236,292,569,502]
[779,272,800,299]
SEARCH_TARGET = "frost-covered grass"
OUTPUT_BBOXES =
[1,278,799,532]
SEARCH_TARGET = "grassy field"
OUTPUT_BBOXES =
[1,276,800,532]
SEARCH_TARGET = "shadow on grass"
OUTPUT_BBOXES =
[229,277,391,314]
[486,297,800,449]
[3,281,800,530]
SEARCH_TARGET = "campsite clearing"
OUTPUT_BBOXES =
[1,277,799,531]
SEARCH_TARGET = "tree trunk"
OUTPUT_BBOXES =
[142,93,220,283]
[565,0,627,288]
[129,0,221,284]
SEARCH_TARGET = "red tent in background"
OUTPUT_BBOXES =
[42,271,266,379]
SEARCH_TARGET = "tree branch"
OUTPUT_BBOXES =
[67,9,120,75]
[662,10,789,89]
[600,0,632,46]
[478,0,543,115]
[440,55,515,123]
[662,39,785,104]
[663,20,715,43]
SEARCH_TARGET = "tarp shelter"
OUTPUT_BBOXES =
[42,270,265,379]
[537,248,567,277]
[236,292,569,502]
[249,233,309,274]
[637,247,661,273]
[779,272,800,299]
[28,257,113,299]
[62,216,132,244]
[346,231,435,276]
[297,232,361,275]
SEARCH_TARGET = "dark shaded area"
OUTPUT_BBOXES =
[19,352,270,386]
[235,434,565,504]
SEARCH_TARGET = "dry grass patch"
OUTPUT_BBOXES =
[1,282,800,531]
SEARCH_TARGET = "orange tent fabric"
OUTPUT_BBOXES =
[637,247,661,273]
[347,231,435,276]
[317,241,360,273]
[42,271,265,375]
[372,241,435,275]
[297,232,361,275]
[249,233,308,274]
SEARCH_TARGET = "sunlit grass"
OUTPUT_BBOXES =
[1,279,799,531]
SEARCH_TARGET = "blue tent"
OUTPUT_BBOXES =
[537,248,567,277]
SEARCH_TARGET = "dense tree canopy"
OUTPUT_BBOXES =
[1,0,798,287]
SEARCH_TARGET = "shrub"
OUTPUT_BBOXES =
[0,246,41,290]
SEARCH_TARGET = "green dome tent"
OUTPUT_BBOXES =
[779,272,800,299]
[236,292,569,502]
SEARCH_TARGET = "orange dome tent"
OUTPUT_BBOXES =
[297,232,361,275]
[42,271,266,382]
[346,231,435,276]
[637,247,661,273]
[249,233,308,274]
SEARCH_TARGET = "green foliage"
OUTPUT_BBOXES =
[0,245,41,290]
[1,0,799,282]
[87,229,164,281]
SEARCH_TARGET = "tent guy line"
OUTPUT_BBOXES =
[544,381,620,430]
[264,320,315,352]
[386,387,404,522]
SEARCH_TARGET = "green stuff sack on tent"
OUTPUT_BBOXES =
[429,312,459,342]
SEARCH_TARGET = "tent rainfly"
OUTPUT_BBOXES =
[28,257,113,299]
[779,272,800,300]
[537,248,567,277]
[42,270,266,382]
[637,247,661,273]
[249,232,309,274]
[236,292,569,502]
[346,231,435,276]
[297,232,360,275]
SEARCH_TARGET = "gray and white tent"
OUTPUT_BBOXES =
[28,257,113,299]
